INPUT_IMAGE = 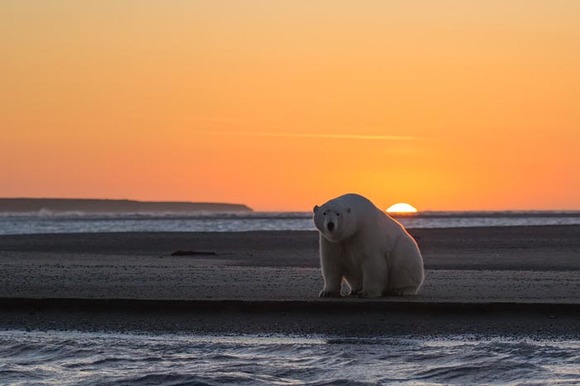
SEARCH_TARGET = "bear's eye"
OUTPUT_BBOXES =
[336,213,341,216]
[322,212,327,216]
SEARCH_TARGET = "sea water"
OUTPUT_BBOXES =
[1,330,579,385]
[1,211,580,235]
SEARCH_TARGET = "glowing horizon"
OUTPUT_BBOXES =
[1,1,579,212]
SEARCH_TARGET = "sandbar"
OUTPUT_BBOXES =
[0,226,578,337]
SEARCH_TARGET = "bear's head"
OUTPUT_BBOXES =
[313,203,355,242]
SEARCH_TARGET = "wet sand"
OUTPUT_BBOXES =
[0,226,579,336]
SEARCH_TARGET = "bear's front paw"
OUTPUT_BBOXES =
[347,288,362,297]
[319,289,341,298]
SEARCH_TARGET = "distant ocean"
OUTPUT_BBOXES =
[1,210,580,235]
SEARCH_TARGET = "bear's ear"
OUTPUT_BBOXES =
[313,205,319,213]
[347,207,351,214]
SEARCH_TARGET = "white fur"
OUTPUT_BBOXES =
[313,193,424,298]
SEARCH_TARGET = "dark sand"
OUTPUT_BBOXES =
[1,226,579,337]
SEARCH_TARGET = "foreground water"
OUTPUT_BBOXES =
[0,330,578,385]
[1,211,580,234]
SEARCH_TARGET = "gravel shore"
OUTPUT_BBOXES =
[0,226,579,336]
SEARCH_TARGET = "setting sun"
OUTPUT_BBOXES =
[386,203,418,214]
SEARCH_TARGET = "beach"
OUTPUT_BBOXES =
[0,225,578,337]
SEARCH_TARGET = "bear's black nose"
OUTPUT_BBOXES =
[327,222,335,232]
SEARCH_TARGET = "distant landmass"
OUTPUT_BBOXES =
[0,198,252,213]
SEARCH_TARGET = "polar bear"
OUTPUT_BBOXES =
[313,193,424,298]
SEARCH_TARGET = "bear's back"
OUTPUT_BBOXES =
[332,193,409,236]
[330,193,377,213]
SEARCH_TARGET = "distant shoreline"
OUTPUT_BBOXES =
[0,198,252,213]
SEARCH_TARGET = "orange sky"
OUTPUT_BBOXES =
[1,1,579,211]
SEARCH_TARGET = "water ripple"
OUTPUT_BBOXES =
[0,331,578,385]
